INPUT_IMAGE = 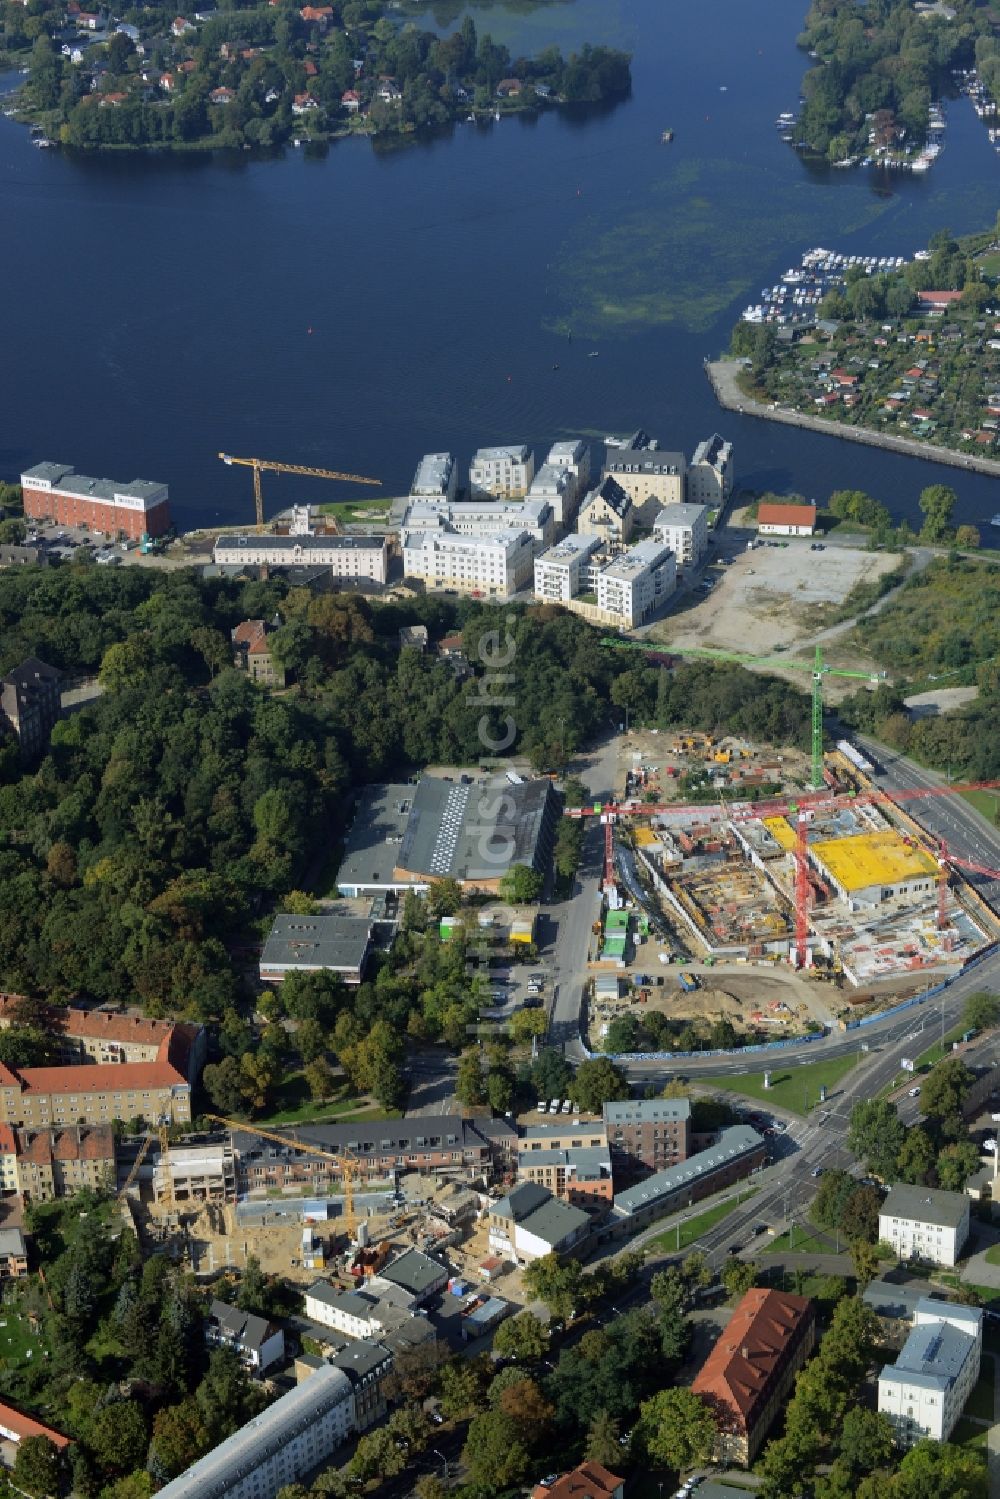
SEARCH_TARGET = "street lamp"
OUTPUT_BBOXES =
[432,1451,449,1482]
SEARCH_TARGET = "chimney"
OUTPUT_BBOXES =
[741,1345,749,1359]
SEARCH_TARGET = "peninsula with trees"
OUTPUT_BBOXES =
[1,0,631,151]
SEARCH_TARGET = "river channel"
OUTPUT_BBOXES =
[3,0,1000,531]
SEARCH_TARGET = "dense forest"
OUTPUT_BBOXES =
[795,0,985,159]
[0,562,811,1026]
[4,0,629,151]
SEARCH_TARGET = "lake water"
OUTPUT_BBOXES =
[3,0,1000,532]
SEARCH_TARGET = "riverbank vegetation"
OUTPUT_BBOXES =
[794,0,986,162]
[730,226,1000,463]
[2,0,629,151]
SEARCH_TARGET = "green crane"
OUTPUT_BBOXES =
[599,637,885,791]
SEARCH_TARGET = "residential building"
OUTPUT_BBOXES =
[20,462,171,540]
[402,529,533,599]
[576,477,634,550]
[398,625,429,652]
[878,1184,970,1268]
[533,534,602,603]
[206,1300,285,1374]
[596,540,676,628]
[321,1342,392,1430]
[0,546,46,568]
[213,534,388,584]
[528,465,575,528]
[862,1281,934,1350]
[374,1249,448,1306]
[688,434,734,507]
[469,444,535,499]
[0,1230,27,1280]
[410,453,457,501]
[153,1139,235,1204]
[400,497,555,554]
[542,439,591,520]
[0,658,61,762]
[152,1363,355,1499]
[259,913,373,986]
[335,775,558,896]
[530,1464,623,1499]
[487,1182,590,1264]
[611,1127,767,1232]
[652,502,710,568]
[692,1289,816,1465]
[0,1401,71,1464]
[232,619,286,687]
[603,1098,691,1174]
[15,1124,116,1201]
[517,1146,613,1206]
[232,1115,515,1194]
[0,1059,191,1130]
[0,1001,205,1085]
[518,1122,608,1154]
[0,1126,17,1195]
[303,1281,432,1345]
[756,502,816,537]
[878,1301,982,1447]
[603,446,686,524]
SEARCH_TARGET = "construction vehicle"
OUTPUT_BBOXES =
[218,453,381,533]
[204,1115,359,1239]
[678,972,699,993]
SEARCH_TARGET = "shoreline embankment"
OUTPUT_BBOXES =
[705,359,1000,481]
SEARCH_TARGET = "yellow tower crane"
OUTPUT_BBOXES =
[218,453,381,533]
[204,1115,359,1239]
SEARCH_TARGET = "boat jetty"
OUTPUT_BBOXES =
[741,246,908,328]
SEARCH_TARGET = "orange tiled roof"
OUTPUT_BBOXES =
[530,1464,622,1499]
[17,1060,185,1095]
[756,502,817,527]
[0,1401,71,1449]
[692,1288,813,1435]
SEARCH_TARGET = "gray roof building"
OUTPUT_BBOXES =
[375,1249,448,1302]
[336,784,417,894]
[603,1099,692,1126]
[613,1126,765,1220]
[491,1181,551,1222]
[887,1306,981,1388]
[863,1281,931,1325]
[152,1362,354,1499]
[880,1184,971,1228]
[259,913,372,985]
[516,1196,590,1248]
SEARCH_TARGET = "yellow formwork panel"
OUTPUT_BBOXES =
[634,828,659,847]
[762,816,797,851]
[811,831,938,893]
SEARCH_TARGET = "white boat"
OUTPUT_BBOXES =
[991,514,1000,528]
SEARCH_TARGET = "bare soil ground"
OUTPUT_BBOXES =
[648,543,898,666]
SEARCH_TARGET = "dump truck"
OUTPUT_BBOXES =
[678,972,699,993]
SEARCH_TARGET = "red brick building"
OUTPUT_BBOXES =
[20,462,171,540]
[692,1289,816,1464]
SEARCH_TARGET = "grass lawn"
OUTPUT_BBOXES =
[763,1227,832,1255]
[257,1074,398,1127]
[965,1359,996,1421]
[648,1188,758,1252]
[0,1311,38,1368]
[317,498,392,525]
[960,788,1000,826]
[699,1053,858,1116]
[913,1022,968,1073]
[985,1244,1000,1267]
[952,1417,989,1450]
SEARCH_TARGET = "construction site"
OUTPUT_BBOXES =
[578,736,1000,1035]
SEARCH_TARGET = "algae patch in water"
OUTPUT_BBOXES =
[545,156,894,338]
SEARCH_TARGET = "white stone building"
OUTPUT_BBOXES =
[878,1300,982,1446]
[487,1182,590,1264]
[878,1184,970,1268]
[603,448,686,524]
[400,498,554,554]
[402,529,533,599]
[688,434,734,507]
[596,539,677,628]
[576,476,634,551]
[213,534,388,583]
[410,453,457,501]
[469,444,535,499]
[529,439,591,525]
[152,1363,356,1499]
[533,534,603,603]
[652,503,709,568]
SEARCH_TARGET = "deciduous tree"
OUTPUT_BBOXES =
[637,1388,716,1472]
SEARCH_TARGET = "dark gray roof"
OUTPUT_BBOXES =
[582,475,632,519]
[232,1114,498,1165]
[606,450,685,476]
[260,913,372,975]
[862,1280,928,1322]
[20,463,165,504]
[518,1196,589,1247]
[208,1299,274,1352]
[327,1338,392,1383]
[336,783,419,890]
[613,1126,764,1216]
[883,1314,981,1392]
[880,1184,970,1229]
[397,775,557,882]
[215,533,384,553]
[376,1249,448,1297]
[491,1181,551,1222]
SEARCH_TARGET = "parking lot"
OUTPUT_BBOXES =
[17,520,139,565]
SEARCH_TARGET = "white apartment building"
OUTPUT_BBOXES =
[410,453,457,501]
[400,499,554,554]
[878,1184,970,1268]
[529,439,591,525]
[878,1301,982,1447]
[596,539,677,628]
[652,503,709,568]
[533,534,603,603]
[603,448,686,524]
[688,434,734,506]
[402,529,533,599]
[213,534,388,583]
[469,444,535,499]
[152,1363,356,1499]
